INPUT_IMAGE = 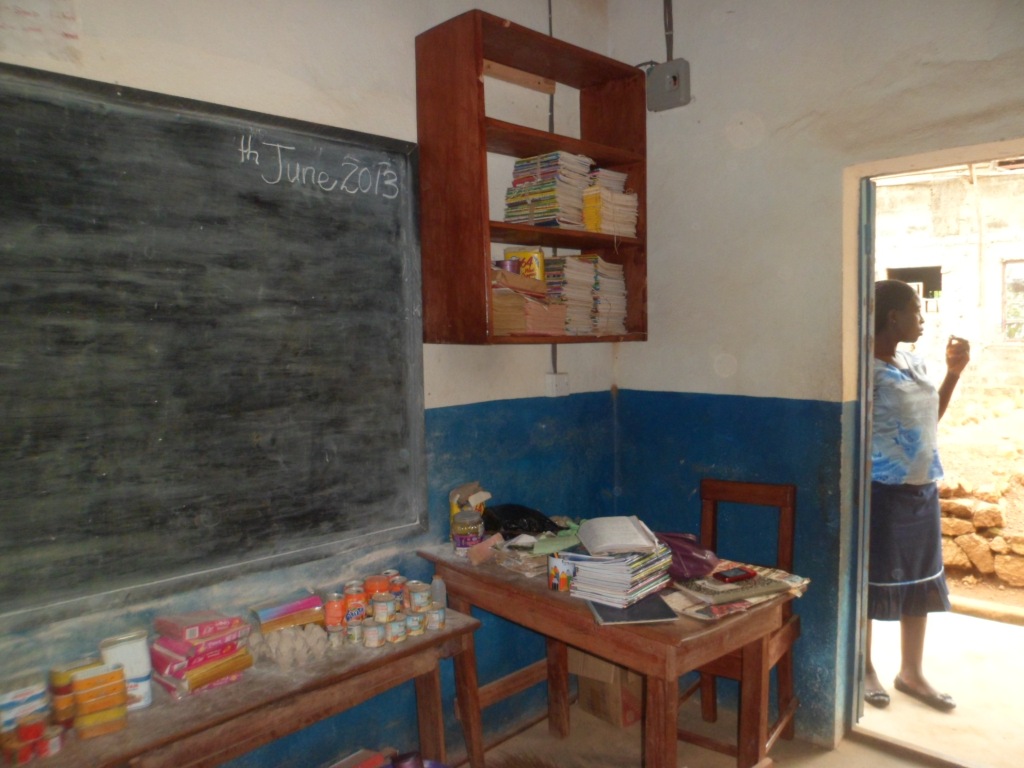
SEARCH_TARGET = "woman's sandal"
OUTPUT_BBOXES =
[864,688,891,708]
[893,676,956,712]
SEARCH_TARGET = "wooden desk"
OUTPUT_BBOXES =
[43,611,481,768]
[420,547,789,768]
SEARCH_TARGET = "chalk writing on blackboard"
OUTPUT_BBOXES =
[0,63,424,626]
[238,133,402,199]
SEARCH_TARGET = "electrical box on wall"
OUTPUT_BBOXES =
[646,58,691,112]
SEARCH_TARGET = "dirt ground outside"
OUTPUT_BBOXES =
[939,388,1024,611]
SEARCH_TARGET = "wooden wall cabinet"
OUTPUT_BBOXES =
[415,10,647,344]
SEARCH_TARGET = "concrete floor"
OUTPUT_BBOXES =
[857,610,1024,768]
[483,609,1024,768]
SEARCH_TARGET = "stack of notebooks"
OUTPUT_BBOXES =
[569,545,673,609]
[503,151,593,229]
[563,255,599,334]
[569,516,673,613]
[149,611,253,700]
[592,257,627,335]
[582,186,638,238]
[562,255,628,336]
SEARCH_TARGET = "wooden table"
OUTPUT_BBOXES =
[420,547,790,768]
[43,610,482,768]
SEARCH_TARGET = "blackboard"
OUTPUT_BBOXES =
[0,64,424,623]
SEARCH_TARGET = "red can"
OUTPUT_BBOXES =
[363,574,390,596]
[324,592,345,631]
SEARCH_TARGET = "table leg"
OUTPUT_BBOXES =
[452,630,486,768]
[414,665,445,764]
[545,637,570,738]
[642,675,678,768]
[737,635,770,768]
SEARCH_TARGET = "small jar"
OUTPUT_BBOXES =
[451,509,484,557]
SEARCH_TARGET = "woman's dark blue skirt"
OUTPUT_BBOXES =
[867,481,951,621]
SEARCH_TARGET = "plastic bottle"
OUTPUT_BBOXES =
[430,574,447,607]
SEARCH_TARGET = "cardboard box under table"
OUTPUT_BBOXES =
[568,649,642,728]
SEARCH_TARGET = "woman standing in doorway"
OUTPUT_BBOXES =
[864,279,970,711]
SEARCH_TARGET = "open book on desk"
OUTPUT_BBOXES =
[577,515,659,555]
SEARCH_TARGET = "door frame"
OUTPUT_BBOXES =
[841,136,1024,737]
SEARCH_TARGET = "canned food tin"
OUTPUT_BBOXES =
[386,615,407,643]
[405,611,425,636]
[344,586,367,624]
[425,602,446,631]
[407,580,431,613]
[99,629,152,711]
[324,592,346,632]
[345,619,364,645]
[362,619,385,648]
[371,593,396,623]
[389,575,408,609]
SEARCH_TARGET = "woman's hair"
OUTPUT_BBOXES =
[874,279,918,334]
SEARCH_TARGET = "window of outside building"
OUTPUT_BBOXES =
[1004,260,1024,340]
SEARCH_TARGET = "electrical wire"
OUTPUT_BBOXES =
[664,0,674,61]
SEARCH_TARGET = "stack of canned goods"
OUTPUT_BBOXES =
[327,568,446,651]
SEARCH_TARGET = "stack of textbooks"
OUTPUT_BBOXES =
[149,611,253,700]
[503,151,593,229]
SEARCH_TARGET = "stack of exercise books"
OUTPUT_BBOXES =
[569,516,673,611]
[582,185,638,238]
[149,611,253,699]
[503,151,593,229]
[592,256,627,335]
[563,255,599,334]
[561,254,627,335]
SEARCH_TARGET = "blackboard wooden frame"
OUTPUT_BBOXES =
[0,64,425,626]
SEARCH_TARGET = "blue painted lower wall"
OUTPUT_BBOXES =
[3,389,848,766]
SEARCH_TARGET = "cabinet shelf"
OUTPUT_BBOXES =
[489,222,640,251]
[485,118,643,167]
[416,10,647,345]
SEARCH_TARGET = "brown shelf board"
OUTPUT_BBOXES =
[485,118,643,166]
[477,11,642,90]
[490,222,641,249]
[489,332,647,345]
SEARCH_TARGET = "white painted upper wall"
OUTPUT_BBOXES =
[608,0,1024,402]
[4,1,1024,408]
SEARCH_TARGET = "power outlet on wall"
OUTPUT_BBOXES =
[545,372,570,397]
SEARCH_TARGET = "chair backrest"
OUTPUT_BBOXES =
[699,478,796,572]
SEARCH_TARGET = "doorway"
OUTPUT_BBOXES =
[849,150,1024,767]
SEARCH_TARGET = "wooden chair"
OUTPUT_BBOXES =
[677,478,801,758]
